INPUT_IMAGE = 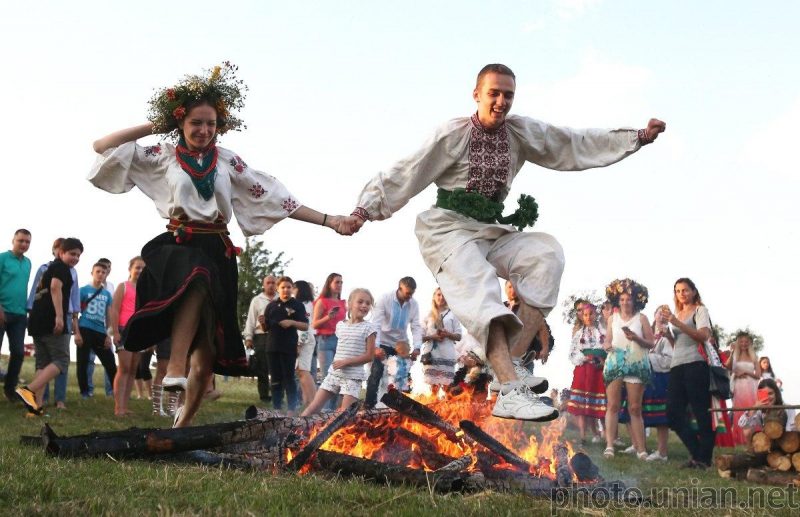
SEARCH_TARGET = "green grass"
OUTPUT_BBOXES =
[1,359,797,516]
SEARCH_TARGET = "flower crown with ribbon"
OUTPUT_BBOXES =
[147,62,247,141]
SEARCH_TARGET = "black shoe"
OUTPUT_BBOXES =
[680,459,697,469]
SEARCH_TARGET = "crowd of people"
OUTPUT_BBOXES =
[563,277,792,469]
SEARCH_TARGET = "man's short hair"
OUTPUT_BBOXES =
[476,63,516,87]
[92,262,108,270]
[60,237,84,253]
[97,258,111,266]
[14,229,31,236]
[399,276,417,290]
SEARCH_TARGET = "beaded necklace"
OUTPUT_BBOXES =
[175,136,218,201]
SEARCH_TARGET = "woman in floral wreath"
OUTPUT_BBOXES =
[566,301,607,445]
[89,63,353,427]
[602,278,654,460]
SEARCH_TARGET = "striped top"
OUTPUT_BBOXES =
[331,320,377,380]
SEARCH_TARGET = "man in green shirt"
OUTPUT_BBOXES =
[0,229,32,401]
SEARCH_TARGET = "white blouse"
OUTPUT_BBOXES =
[88,142,300,236]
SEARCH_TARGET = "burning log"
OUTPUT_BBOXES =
[778,431,800,454]
[463,472,557,497]
[41,415,309,458]
[286,402,361,472]
[569,452,601,482]
[458,419,531,472]
[435,455,473,473]
[380,387,463,443]
[715,452,767,471]
[764,412,788,440]
[315,450,470,493]
[391,427,459,470]
[553,443,572,487]
[767,452,792,472]
[751,432,772,453]
[745,468,800,487]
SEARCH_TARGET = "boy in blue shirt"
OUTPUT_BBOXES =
[74,263,117,398]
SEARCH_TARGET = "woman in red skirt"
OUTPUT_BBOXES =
[566,302,607,444]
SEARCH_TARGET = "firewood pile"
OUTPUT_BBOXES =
[716,411,800,487]
[24,388,625,499]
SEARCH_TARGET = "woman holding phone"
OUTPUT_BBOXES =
[602,278,654,460]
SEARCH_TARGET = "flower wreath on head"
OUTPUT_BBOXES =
[728,327,764,353]
[605,278,649,312]
[561,292,603,325]
[147,61,248,141]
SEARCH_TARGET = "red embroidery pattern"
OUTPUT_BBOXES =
[466,113,510,200]
[281,197,299,213]
[229,155,247,173]
[143,145,162,157]
[249,183,266,198]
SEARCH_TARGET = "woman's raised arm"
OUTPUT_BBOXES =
[93,123,154,154]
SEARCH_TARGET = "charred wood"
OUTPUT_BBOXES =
[285,402,361,472]
[458,419,531,472]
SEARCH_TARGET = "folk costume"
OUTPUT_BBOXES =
[566,325,607,419]
[354,113,645,354]
[89,142,300,375]
[421,309,462,387]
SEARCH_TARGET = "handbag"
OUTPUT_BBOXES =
[694,312,731,399]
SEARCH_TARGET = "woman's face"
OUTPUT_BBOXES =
[580,307,595,326]
[505,281,517,303]
[278,281,293,301]
[129,260,145,280]
[434,288,446,309]
[601,304,612,321]
[674,282,696,306]
[737,335,753,351]
[760,357,770,369]
[618,293,633,313]
[765,387,777,405]
[179,103,218,151]
[329,276,343,296]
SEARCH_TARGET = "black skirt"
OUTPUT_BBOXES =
[121,231,248,376]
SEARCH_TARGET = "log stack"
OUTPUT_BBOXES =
[716,412,800,486]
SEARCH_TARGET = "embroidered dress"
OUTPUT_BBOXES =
[566,326,607,418]
[89,142,300,375]
[603,313,651,384]
[355,114,642,354]
[421,310,462,386]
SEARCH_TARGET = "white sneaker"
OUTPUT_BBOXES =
[491,385,559,421]
[645,451,668,462]
[622,445,636,454]
[489,362,549,394]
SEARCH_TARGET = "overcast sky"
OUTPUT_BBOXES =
[2,0,798,402]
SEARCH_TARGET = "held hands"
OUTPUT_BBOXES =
[328,215,364,236]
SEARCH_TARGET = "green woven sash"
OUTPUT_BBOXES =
[435,188,539,231]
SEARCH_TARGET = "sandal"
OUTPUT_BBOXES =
[636,451,649,460]
[603,447,615,459]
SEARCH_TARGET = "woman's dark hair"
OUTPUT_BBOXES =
[294,280,314,303]
[320,273,342,299]
[758,378,784,405]
[759,356,776,377]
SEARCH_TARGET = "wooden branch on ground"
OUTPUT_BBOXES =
[41,415,317,458]
[553,443,572,487]
[285,402,361,472]
[314,450,470,494]
[715,452,767,471]
[569,452,602,482]
[458,420,531,472]
[745,468,800,487]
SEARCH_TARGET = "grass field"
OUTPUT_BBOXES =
[1,359,797,516]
